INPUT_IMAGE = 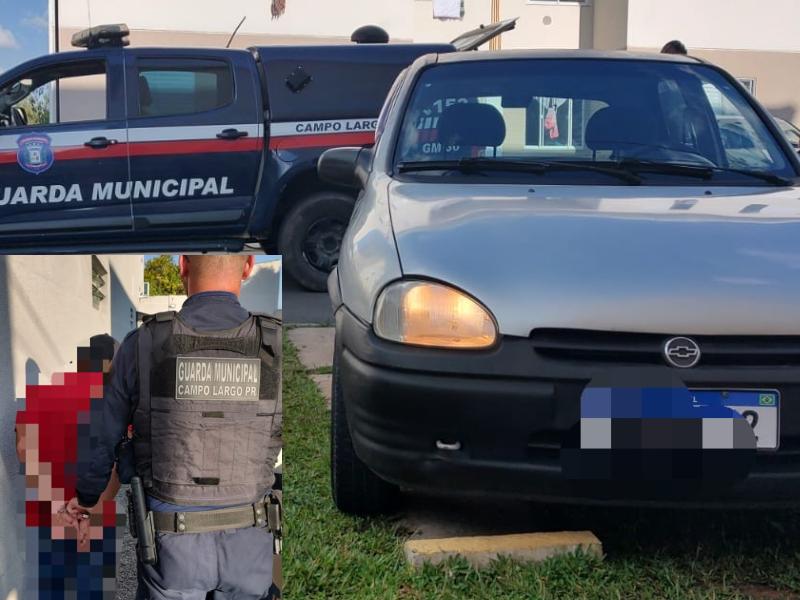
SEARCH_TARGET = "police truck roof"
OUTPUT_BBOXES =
[71,24,130,50]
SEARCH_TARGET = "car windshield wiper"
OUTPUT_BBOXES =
[397,158,642,184]
[613,159,715,179]
[709,167,794,186]
[613,159,793,186]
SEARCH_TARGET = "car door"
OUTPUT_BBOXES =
[0,50,131,245]
[124,50,263,237]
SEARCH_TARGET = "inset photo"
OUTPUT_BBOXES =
[0,254,282,599]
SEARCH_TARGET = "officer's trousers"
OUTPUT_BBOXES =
[135,526,273,600]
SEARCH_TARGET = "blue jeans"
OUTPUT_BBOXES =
[31,527,117,600]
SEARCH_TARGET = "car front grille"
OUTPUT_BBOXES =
[530,329,800,367]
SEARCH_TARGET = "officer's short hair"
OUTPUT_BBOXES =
[183,255,250,275]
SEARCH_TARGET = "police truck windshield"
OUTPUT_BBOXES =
[394,59,796,185]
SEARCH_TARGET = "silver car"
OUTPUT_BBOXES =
[319,50,800,515]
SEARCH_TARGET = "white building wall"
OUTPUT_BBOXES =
[412,0,492,44]
[626,0,800,52]
[53,0,800,54]
[59,0,414,41]
[58,0,587,49]
[239,259,282,317]
[4,255,142,398]
[411,0,590,49]
[500,0,587,50]
[109,256,146,341]
[137,294,187,317]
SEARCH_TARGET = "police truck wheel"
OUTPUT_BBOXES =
[278,191,354,292]
[331,348,400,515]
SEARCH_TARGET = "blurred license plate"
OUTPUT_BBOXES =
[690,389,779,450]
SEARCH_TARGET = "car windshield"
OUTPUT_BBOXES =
[775,117,800,148]
[394,58,796,185]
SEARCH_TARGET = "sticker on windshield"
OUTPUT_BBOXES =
[17,133,54,175]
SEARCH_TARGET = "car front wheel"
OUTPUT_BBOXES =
[331,346,400,515]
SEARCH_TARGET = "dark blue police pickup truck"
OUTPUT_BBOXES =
[0,21,513,289]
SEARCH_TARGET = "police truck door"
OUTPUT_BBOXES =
[124,50,262,237]
[0,52,132,244]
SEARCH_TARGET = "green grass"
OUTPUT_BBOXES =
[307,365,333,375]
[282,338,800,599]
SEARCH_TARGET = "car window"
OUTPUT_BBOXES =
[136,60,233,117]
[786,127,800,147]
[395,59,794,184]
[776,118,800,148]
[0,60,107,129]
[702,82,773,169]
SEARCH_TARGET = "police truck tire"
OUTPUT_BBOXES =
[278,191,354,292]
[331,348,400,515]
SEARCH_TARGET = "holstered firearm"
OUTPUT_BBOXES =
[267,492,282,555]
[130,476,158,565]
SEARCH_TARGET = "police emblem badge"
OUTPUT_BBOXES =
[17,133,55,175]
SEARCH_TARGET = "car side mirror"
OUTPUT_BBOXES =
[318,147,370,189]
[8,80,31,101]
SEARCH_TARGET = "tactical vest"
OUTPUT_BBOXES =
[133,310,281,506]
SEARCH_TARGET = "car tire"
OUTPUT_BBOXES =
[278,191,354,292]
[331,346,400,515]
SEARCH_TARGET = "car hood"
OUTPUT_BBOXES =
[388,182,800,336]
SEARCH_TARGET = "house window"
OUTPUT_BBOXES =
[91,255,107,310]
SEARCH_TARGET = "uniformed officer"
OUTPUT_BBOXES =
[64,255,282,600]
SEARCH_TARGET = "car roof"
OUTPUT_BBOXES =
[434,49,702,64]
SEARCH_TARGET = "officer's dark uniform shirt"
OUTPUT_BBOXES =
[77,291,258,511]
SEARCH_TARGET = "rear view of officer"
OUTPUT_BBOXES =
[65,255,282,599]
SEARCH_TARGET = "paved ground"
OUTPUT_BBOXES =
[116,487,137,600]
[286,327,335,370]
[282,277,333,325]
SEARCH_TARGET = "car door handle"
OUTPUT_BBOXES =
[216,128,249,140]
[84,136,117,149]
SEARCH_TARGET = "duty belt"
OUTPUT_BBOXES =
[152,498,279,535]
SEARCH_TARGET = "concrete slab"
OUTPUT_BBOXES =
[404,531,602,569]
[311,373,333,409]
[287,327,335,370]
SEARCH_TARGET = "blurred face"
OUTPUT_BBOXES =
[76,343,115,375]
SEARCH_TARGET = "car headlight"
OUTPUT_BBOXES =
[373,280,498,349]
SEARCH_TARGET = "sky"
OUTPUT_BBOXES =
[0,0,49,74]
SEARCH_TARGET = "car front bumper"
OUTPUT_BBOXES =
[337,306,800,506]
